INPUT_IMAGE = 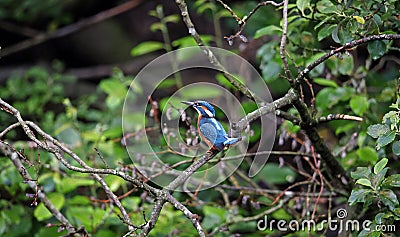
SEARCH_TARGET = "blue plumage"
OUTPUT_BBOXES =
[182,100,240,152]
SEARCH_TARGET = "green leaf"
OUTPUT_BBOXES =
[351,167,371,179]
[196,2,213,13]
[172,35,213,48]
[131,41,164,57]
[254,25,282,39]
[332,25,340,43]
[261,61,281,83]
[150,22,163,32]
[57,177,95,193]
[372,167,388,188]
[392,141,400,155]
[350,95,369,116]
[377,131,395,148]
[372,14,382,27]
[348,189,373,205]
[297,0,311,16]
[100,79,128,98]
[283,120,300,133]
[356,178,373,188]
[202,206,227,229]
[383,174,400,187]
[121,197,140,211]
[164,14,180,24]
[103,126,123,139]
[332,25,353,44]
[357,147,378,163]
[326,54,354,76]
[254,163,296,184]
[374,158,388,175]
[367,124,390,138]
[55,126,81,147]
[180,85,222,99]
[318,24,335,41]
[34,193,65,221]
[378,189,399,210]
[313,78,338,88]
[353,15,365,24]
[66,206,107,232]
[367,41,388,60]
[67,195,91,205]
[316,0,336,14]
[315,87,355,110]
[104,175,125,192]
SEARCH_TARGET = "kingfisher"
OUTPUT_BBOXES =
[182,100,241,154]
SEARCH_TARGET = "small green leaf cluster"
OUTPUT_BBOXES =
[349,158,400,236]
[0,0,73,28]
[368,98,400,154]
[0,67,142,236]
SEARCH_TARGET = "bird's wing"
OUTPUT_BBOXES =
[199,122,217,146]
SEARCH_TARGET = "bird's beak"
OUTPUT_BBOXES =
[181,101,194,106]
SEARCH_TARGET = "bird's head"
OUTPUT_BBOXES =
[182,100,216,118]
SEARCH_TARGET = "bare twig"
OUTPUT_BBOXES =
[317,114,363,123]
[0,20,41,37]
[0,98,136,231]
[217,0,284,43]
[279,0,293,82]
[217,184,337,197]
[0,0,144,57]
[233,88,298,134]
[0,141,83,235]
[0,98,208,237]
[175,0,263,103]
[297,34,400,81]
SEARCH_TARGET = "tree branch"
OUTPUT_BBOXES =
[174,0,263,103]
[0,0,144,57]
[233,88,298,134]
[0,141,83,235]
[0,98,208,236]
[0,98,136,231]
[279,0,293,82]
[297,34,400,81]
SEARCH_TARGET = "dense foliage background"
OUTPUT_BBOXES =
[0,0,399,236]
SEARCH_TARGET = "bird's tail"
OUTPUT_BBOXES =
[223,137,241,146]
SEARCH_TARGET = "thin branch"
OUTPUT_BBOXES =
[275,110,301,124]
[0,20,41,37]
[165,152,217,191]
[217,184,337,197]
[0,141,82,235]
[0,0,144,57]
[164,193,205,237]
[317,114,363,123]
[0,98,136,231]
[233,88,298,134]
[209,196,291,236]
[138,198,166,237]
[217,0,284,43]
[297,34,400,81]
[0,122,21,138]
[279,0,293,82]
[175,0,263,103]
[215,0,241,23]
[0,99,209,236]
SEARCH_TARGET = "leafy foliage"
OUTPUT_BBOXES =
[1,0,400,236]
